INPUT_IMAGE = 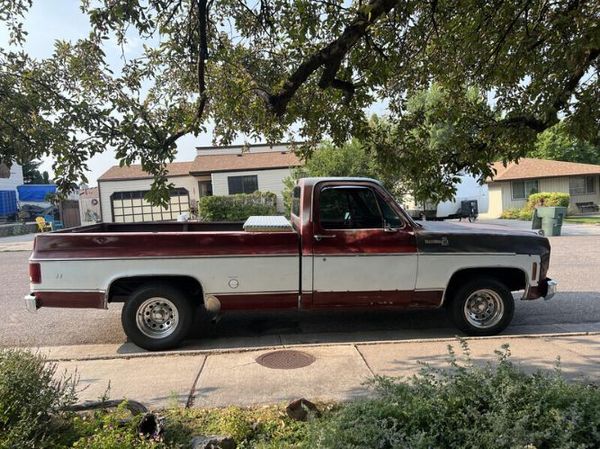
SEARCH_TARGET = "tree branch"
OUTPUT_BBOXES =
[261,0,400,116]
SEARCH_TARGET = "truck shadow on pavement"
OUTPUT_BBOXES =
[115,291,600,354]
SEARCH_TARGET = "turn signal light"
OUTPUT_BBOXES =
[29,263,41,284]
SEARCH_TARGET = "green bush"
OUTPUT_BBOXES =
[0,349,77,449]
[501,192,570,220]
[306,343,600,449]
[198,191,277,221]
[528,192,570,209]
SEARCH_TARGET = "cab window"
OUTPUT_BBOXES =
[319,187,383,229]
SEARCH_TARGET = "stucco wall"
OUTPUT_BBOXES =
[0,164,24,195]
[210,168,294,211]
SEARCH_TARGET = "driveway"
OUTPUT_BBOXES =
[475,218,600,236]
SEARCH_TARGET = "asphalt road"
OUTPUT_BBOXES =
[2,234,599,350]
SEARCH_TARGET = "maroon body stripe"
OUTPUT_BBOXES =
[216,293,298,310]
[309,290,442,309]
[32,231,299,260]
[35,291,105,309]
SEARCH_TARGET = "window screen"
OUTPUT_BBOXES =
[111,188,189,223]
[228,175,258,194]
[569,176,595,195]
[512,180,539,200]
[319,187,383,229]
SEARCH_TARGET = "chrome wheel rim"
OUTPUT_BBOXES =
[136,297,179,339]
[463,289,504,329]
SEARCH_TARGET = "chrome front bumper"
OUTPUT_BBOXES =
[544,279,558,301]
[24,294,38,313]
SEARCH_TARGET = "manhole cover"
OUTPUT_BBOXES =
[256,350,316,369]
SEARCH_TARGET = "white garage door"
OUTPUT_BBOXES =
[111,188,189,222]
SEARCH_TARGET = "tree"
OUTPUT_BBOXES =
[21,160,50,184]
[528,123,600,165]
[282,139,396,212]
[366,85,521,206]
[1,0,599,203]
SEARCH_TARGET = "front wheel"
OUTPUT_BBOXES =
[122,283,193,350]
[448,278,514,336]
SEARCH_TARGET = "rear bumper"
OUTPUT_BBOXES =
[525,278,557,300]
[24,294,38,313]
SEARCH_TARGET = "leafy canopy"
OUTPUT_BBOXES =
[0,0,598,203]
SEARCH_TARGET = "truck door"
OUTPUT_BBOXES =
[311,183,420,307]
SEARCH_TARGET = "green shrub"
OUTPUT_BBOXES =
[528,192,570,209]
[500,208,522,219]
[306,343,600,449]
[0,349,77,449]
[198,191,277,221]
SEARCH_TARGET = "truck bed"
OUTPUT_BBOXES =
[33,221,299,260]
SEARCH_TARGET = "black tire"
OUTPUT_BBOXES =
[121,283,194,351]
[448,277,514,336]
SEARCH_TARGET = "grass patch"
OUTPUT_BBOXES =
[564,216,600,224]
[3,344,600,448]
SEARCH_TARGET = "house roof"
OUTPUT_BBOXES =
[97,152,302,181]
[98,161,195,181]
[490,158,600,182]
[189,151,302,174]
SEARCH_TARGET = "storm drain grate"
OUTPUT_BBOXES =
[256,350,316,369]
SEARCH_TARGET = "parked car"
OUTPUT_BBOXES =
[25,177,557,350]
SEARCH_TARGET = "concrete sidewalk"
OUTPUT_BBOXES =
[45,332,600,410]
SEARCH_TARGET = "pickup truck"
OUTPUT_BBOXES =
[26,177,557,350]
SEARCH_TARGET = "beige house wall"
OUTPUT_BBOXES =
[487,175,600,217]
[210,168,295,212]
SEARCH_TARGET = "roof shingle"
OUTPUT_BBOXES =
[98,151,302,181]
[490,158,600,182]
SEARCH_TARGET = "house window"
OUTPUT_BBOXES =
[228,175,258,194]
[319,186,383,229]
[111,188,189,223]
[569,176,595,195]
[198,180,213,197]
[512,180,539,200]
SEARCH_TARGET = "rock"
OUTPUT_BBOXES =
[285,398,321,422]
[190,435,236,449]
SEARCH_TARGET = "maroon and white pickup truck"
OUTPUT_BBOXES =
[26,177,557,350]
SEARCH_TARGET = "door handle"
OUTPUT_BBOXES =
[314,234,336,241]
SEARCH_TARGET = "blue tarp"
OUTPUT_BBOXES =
[17,184,57,202]
[0,191,17,216]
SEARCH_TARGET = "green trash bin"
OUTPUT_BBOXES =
[534,206,567,236]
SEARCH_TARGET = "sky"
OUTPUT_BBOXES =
[0,1,245,185]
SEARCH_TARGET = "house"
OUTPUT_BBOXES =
[97,143,303,222]
[484,158,600,218]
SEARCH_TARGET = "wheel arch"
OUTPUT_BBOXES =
[107,275,204,305]
[443,266,528,306]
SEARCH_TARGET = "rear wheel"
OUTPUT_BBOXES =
[122,283,193,350]
[448,278,514,336]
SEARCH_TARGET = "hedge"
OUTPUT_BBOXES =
[527,192,570,209]
[501,192,570,220]
[198,191,277,221]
